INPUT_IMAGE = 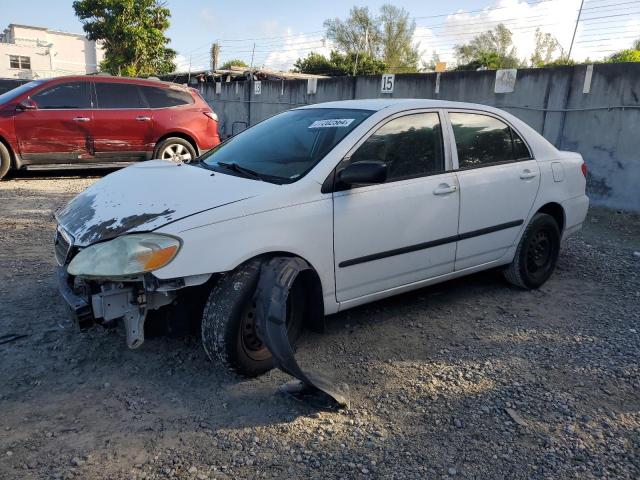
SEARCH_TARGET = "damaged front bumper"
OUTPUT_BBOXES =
[56,267,177,348]
[57,267,93,330]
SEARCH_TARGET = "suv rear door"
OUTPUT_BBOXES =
[91,81,154,161]
[14,80,94,163]
[447,110,540,270]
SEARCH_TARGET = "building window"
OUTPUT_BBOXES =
[9,55,31,69]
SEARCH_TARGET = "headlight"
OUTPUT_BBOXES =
[68,233,181,278]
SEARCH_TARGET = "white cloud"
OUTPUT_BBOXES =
[261,27,331,71]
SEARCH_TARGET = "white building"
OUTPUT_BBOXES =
[0,24,104,79]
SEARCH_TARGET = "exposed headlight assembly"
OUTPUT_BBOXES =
[67,233,181,278]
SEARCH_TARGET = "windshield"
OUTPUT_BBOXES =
[0,80,44,105]
[201,108,373,183]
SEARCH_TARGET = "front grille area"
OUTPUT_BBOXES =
[54,227,73,266]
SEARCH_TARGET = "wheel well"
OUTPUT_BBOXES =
[155,132,198,156]
[537,202,565,233]
[243,252,325,334]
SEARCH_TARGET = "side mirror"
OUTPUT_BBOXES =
[16,98,37,111]
[338,160,387,186]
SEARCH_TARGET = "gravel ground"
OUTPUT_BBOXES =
[0,171,639,480]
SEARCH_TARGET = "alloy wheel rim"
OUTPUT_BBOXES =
[161,144,192,163]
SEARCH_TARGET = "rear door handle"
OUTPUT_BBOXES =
[72,117,90,122]
[136,116,151,121]
[433,184,457,195]
[520,169,537,180]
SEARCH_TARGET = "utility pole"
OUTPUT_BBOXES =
[187,54,192,83]
[211,42,220,70]
[568,0,585,60]
[250,42,256,70]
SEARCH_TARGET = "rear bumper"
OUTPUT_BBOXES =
[561,194,589,241]
[57,267,94,329]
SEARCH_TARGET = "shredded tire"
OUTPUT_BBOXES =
[200,260,270,377]
[503,213,560,289]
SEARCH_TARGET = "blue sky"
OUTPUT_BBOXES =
[2,0,639,71]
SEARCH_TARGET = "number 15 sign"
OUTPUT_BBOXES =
[381,74,395,94]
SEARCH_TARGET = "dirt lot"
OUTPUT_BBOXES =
[1,171,639,480]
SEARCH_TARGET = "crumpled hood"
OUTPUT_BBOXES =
[56,160,272,246]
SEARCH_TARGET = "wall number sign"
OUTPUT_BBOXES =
[381,74,395,93]
[254,81,262,95]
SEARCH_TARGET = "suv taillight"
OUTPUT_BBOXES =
[581,161,587,178]
[204,111,218,122]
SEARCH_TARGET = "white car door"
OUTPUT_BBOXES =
[332,111,460,302]
[447,111,540,271]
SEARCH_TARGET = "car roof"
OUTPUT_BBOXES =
[297,98,507,113]
[36,75,190,90]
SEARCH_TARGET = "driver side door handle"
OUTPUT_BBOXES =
[433,184,457,195]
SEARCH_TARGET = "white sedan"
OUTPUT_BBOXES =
[55,99,589,379]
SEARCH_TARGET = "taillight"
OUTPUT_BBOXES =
[204,111,218,122]
[581,162,587,177]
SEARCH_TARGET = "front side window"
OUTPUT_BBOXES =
[31,82,90,109]
[141,86,194,108]
[450,112,531,169]
[201,108,373,184]
[95,82,142,108]
[349,112,445,182]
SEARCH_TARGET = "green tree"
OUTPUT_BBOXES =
[323,6,381,57]
[220,59,249,70]
[608,49,640,63]
[455,24,522,70]
[607,38,640,63]
[73,0,176,76]
[379,4,420,73]
[530,29,565,67]
[293,50,386,76]
[293,52,334,75]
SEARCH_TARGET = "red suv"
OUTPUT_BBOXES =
[0,75,220,179]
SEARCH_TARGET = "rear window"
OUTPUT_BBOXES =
[141,86,194,108]
[95,82,143,108]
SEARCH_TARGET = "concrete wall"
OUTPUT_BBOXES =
[201,63,640,211]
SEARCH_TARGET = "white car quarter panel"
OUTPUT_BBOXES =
[333,173,459,302]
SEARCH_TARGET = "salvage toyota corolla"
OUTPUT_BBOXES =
[55,99,589,378]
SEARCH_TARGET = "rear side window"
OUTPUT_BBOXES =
[31,82,90,109]
[140,86,194,108]
[95,82,143,108]
[450,112,531,169]
[350,112,444,182]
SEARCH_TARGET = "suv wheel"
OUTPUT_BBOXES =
[154,137,197,163]
[201,260,305,377]
[503,213,561,289]
[0,142,12,180]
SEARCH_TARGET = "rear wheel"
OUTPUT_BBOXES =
[154,137,197,163]
[201,260,305,377]
[503,213,561,289]
[0,142,12,180]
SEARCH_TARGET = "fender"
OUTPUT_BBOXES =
[254,256,349,408]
